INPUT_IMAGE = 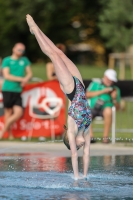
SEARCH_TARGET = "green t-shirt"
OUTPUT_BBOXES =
[87,80,121,109]
[2,56,31,92]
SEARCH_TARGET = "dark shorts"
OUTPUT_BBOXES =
[91,108,103,120]
[2,91,23,108]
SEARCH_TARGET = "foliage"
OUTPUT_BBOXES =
[98,0,133,52]
[0,0,101,60]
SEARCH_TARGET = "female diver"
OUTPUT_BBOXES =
[26,15,92,180]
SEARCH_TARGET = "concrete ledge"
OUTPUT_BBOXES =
[0,141,133,156]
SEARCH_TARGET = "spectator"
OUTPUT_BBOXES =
[0,43,32,140]
[86,69,121,143]
[46,44,66,80]
[0,57,3,90]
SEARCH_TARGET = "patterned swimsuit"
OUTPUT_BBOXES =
[67,76,92,131]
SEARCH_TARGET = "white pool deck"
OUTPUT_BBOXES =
[0,141,133,156]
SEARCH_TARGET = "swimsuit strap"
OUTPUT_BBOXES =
[66,77,76,101]
[73,76,85,89]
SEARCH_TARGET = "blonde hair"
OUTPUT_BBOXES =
[63,125,80,150]
[63,125,70,150]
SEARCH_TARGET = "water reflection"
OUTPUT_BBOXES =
[0,153,133,173]
[45,192,91,200]
[72,179,92,188]
[0,153,68,172]
[0,153,133,199]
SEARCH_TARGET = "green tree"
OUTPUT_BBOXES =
[0,0,101,61]
[98,0,133,52]
[0,0,84,59]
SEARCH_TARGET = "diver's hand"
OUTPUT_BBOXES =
[74,175,84,180]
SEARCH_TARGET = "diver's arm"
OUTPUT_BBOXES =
[68,133,79,179]
[71,153,79,179]
[83,133,90,178]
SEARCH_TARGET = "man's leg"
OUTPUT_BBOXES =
[4,108,13,139]
[103,107,112,143]
[89,109,97,143]
[0,106,23,139]
[89,124,94,138]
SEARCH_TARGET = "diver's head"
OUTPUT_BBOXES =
[63,125,70,150]
[63,125,85,150]
[75,134,85,150]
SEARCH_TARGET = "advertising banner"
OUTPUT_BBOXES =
[0,80,66,139]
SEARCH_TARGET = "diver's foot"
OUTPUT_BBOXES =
[74,175,84,180]
[83,176,88,181]
[26,14,37,34]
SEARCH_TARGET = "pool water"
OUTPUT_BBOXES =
[0,153,133,200]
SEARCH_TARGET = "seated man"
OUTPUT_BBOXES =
[86,69,121,143]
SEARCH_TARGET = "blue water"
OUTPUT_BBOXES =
[0,153,133,200]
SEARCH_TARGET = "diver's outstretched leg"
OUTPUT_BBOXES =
[26,14,74,94]
[26,14,84,86]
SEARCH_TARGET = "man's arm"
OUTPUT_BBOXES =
[2,67,23,82]
[86,88,113,98]
[110,88,120,110]
[21,66,32,87]
[24,66,32,81]
[113,101,120,110]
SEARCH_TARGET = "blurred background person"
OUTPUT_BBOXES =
[86,69,121,143]
[0,57,4,91]
[46,44,66,80]
[0,43,32,140]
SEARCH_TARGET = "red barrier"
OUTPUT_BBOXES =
[0,80,66,138]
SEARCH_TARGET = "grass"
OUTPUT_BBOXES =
[31,63,133,81]
[30,63,133,143]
